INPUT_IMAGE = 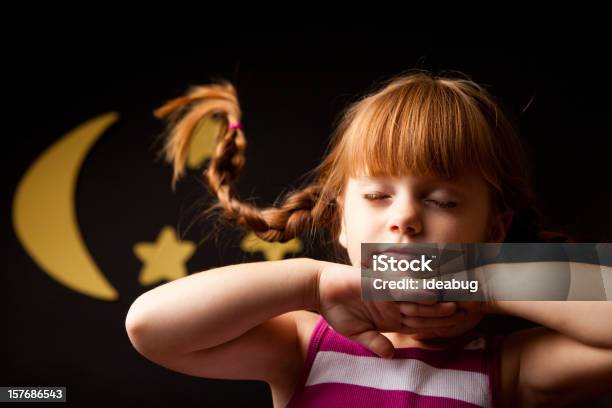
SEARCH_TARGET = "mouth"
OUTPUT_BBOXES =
[378,251,421,263]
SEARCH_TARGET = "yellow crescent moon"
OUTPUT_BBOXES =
[12,112,120,301]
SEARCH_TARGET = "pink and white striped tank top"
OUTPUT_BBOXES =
[286,315,502,408]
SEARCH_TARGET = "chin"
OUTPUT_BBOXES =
[414,323,480,341]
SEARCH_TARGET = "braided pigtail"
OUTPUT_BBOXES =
[155,80,333,243]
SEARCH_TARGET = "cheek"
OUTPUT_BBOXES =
[427,212,489,242]
[345,227,378,267]
[343,202,380,238]
[339,207,367,265]
[346,226,366,263]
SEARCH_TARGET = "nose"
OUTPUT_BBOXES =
[388,196,423,237]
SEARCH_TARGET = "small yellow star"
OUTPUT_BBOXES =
[187,115,225,169]
[133,226,196,285]
[240,232,303,261]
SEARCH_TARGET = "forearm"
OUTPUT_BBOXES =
[485,301,612,348]
[125,257,321,356]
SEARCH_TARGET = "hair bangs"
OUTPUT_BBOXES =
[340,78,500,187]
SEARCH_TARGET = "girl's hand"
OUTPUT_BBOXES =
[406,301,488,340]
[316,261,466,358]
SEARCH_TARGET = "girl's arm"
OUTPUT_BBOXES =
[487,301,612,348]
[486,301,612,407]
[125,257,320,384]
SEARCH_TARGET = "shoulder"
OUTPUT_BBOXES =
[269,310,322,385]
[269,310,322,407]
[288,309,324,362]
[289,310,325,377]
[496,327,558,407]
[487,331,519,408]
[497,325,612,407]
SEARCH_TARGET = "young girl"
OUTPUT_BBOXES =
[125,71,612,407]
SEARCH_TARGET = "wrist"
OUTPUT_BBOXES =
[291,257,323,313]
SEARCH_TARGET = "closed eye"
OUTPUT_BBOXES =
[363,194,457,209]
[425,199,457,209]
[362,193,389,201]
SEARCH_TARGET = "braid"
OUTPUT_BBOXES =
[154,81,242,189]
[155,80,332,243]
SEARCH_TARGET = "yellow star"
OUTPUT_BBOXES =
[133,226,196,285]
[240,232,303,261]
[187,115,225,169]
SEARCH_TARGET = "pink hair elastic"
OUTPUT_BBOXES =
[228,122,242,130]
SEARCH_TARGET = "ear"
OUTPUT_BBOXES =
[488,209,514,243]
